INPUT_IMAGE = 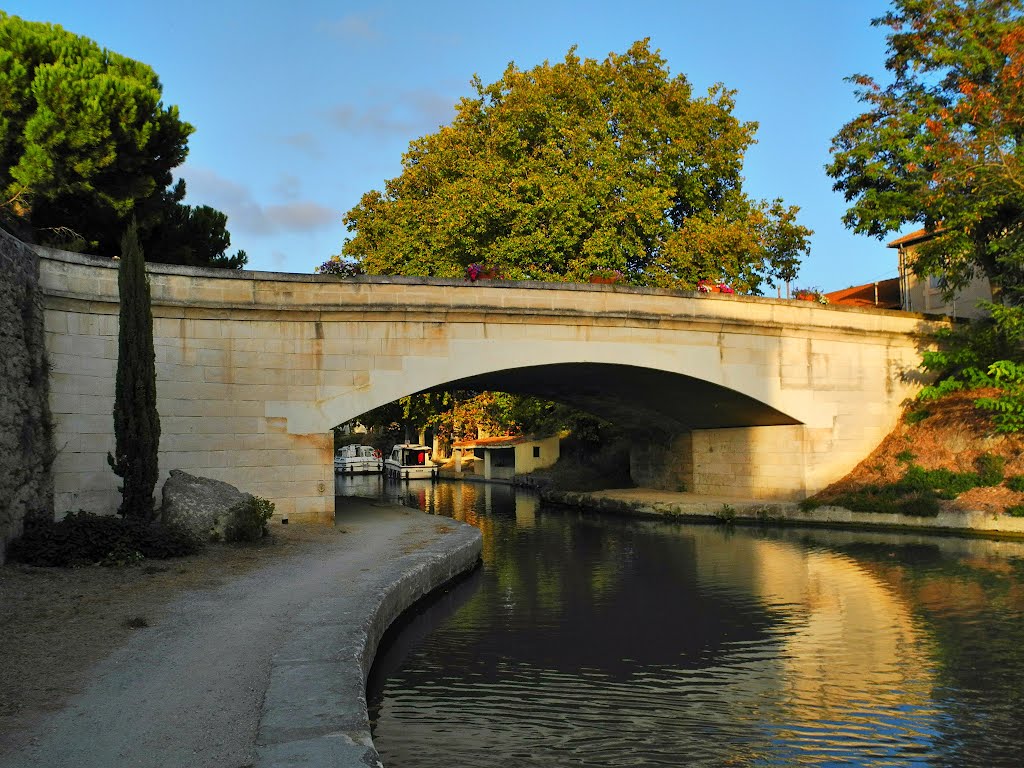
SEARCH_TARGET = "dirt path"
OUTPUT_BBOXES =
[0,498,466,768]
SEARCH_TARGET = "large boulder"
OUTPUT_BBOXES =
[161,469,253,542]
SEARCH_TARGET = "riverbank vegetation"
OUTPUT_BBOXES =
[804,390,1024,517]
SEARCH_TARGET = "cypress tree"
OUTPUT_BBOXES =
[107,219,161,520]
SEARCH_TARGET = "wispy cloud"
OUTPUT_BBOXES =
[182,166,338,236]
[272,173,302,200]
[321,11,382,42]
[281,131,324,158]
[325,88,457,140]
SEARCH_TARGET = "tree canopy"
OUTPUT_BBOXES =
[0,12,245,268]
[343,40,809,293]
[828,0,1024,302]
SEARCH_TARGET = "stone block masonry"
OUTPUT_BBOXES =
[0,230,54,563]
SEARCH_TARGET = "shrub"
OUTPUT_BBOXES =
[8,511,199,567]
[315,256,364,277]
[822,486,942,517]
[223,496,275,543]
[976,453,1006,486]
[1006,504,1024,517]
[1007,475,1024,492]
[895,450,916,463]
[802,455,1006,518]
[917,304,1024,433]
[798,497,821,512]
[905,408,931,425]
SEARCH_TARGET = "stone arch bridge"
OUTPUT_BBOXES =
[39,248,940,520]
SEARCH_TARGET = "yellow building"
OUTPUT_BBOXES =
[888,228,993,318]
[452,435,560,481]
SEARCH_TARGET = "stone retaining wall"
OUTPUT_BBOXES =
[0,230,54,562]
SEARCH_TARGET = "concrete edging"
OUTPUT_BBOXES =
[255,521,482,767]
[546,490,1024,539]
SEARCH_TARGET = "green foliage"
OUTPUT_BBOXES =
[976,453,1007,486]
[974,361,1024,432]
[900,465,980,500]
[7,510,198,567]
[0,13,244,267]
[803,455,1003,516]
[798,496,822,512]
[1005,504,1024,517]
[896,450,916,463]
[344,40,810,292]
[1006,475,1024,492]
[917,305,1024,432]
[813,486,941,517]
[107,221,160,520]
[828,0,1024,302]
[715,504,737,524]
[144,195,248,269]
[224,496,275,543]
[905,408,931,425]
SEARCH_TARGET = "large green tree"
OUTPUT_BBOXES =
[0,13,245,268]
[344,40,809,293]
[107,220,160,520]
[828,0,1024,303]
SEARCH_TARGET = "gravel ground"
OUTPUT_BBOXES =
[0,498,458,768]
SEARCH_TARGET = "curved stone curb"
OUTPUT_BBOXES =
[547,489,1024,539]
[255,521,482,767]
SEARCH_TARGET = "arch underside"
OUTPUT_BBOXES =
[417,363,801,435]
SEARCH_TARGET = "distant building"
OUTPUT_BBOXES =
[452,434,560,481]
[887,228,992,318]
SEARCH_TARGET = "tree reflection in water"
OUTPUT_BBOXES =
[337,477,1024,767]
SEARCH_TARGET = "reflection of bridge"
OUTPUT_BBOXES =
[39,247,941,520]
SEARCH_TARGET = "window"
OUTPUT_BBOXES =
[533,446,541,458]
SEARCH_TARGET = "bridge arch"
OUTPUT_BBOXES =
[320,362,801,439]
[37,246,941,520]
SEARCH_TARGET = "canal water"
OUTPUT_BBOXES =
[337,476,1024,767]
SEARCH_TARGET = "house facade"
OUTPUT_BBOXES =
[452,435,560,481]
[888,229,992,318]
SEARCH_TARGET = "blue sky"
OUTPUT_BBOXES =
[7,0,898,291]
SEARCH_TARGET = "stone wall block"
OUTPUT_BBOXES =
[0,232,54,562]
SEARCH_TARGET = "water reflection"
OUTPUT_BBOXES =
[339,478,1024,767]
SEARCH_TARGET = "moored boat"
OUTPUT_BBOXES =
[334,444,383,474]
[384,443,439,480]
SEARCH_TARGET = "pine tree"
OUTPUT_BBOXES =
[107,219,160,520]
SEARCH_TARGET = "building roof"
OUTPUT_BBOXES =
[824,277,901,309]
[453,435,548,449]
[887,228,938,248]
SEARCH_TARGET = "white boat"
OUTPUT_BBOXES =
[384,443,439,480]
[334,444,383,474]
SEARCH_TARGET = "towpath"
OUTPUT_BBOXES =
[0,499,480,768]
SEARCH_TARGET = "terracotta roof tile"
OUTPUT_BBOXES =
[825,277,901,309]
